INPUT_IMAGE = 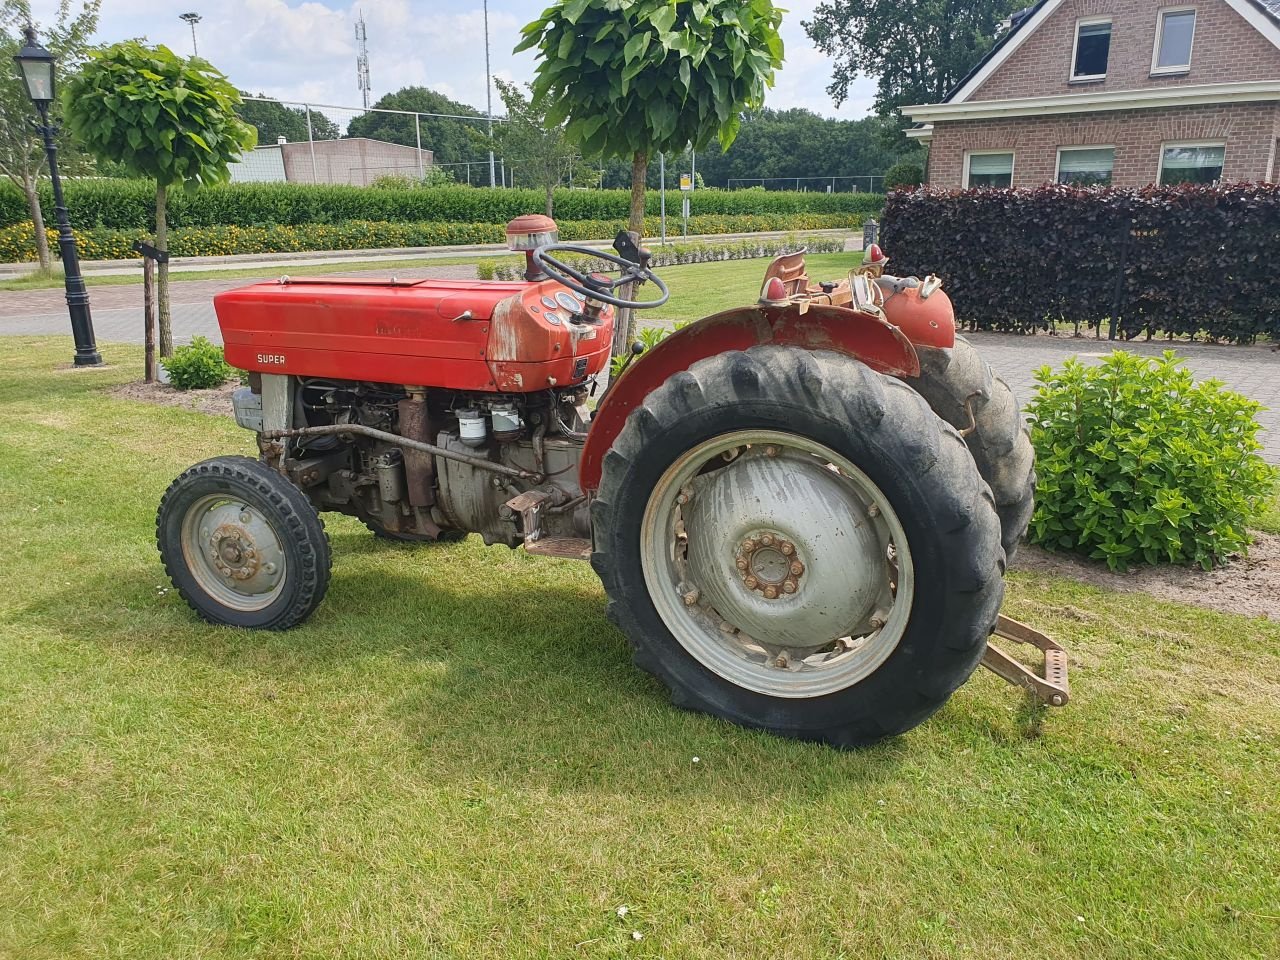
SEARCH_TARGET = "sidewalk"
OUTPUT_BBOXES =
[0,228,858,278]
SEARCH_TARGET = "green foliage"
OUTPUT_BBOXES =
[63,41,257,189]
[369,168,458,189]
[610,321,693,375]
[346,87,487,166]
[520,0,784,159]
[0,178,881,230]
[235,93,338,145]
[882,160,923,190]
[0,213,862,261]
[880,182,1280,341]
[804,0,1021,121]
[160,336,234,390]
[1027,351,1276,571]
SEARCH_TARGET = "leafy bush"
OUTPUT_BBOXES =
[1027,350,1276,570]
[161,337,235,390]
[883,161,923,191]
[0,180,881,231]
[0,214,860,262]
[880,182,1280,343]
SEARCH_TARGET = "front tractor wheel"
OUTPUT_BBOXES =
[157,456,332,629]
[592,346,1006,747]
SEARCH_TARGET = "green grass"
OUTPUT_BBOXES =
[0,255,486,291]
[658,251,861,322]
[1,336,1278,960]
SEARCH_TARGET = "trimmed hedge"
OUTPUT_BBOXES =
[0,213,860,262]
[880,183,1280,343]
[0,179,883,231]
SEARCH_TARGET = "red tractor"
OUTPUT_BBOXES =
[157,216,1066,747]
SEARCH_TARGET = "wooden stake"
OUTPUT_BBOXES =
[143,256,156,383]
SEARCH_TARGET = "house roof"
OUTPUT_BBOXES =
[935,0,1280,106]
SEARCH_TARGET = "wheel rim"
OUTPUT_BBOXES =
[179,494,287,613]
[640,430,915,698]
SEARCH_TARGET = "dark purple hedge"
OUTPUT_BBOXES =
[879,182,1280,343]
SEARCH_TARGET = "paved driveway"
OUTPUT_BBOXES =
[4,274,1277,461]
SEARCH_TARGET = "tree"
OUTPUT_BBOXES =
[882,159,924,190]
[519,0,784,235]
[478,79,593,216]
[0,0,100,272]
[346,87,488,170]
[804,0,1022,125]
[65,42,256,356]
[237,93,338,145]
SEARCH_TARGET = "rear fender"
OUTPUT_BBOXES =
[579,303,920,492]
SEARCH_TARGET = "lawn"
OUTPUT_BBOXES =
[657,251,860,322]
[0,336,1277,960]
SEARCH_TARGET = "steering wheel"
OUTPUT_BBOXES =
[532,242,669,310]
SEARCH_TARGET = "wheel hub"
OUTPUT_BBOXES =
[682,448,885,651]
[182,497,287,611]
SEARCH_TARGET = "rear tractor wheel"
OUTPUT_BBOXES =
[592,346,1006,747]
[157,456,331,629]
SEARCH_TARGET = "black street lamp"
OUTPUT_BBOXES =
[14,25,101,367]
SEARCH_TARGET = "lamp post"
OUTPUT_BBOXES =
[14,26,101,367]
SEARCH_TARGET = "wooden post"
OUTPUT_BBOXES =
[143,255,157,382]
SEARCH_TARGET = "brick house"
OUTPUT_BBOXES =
[902,0,1280,187]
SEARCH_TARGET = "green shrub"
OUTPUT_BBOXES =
[883,161,923,191]
[1027,350,1276,570]
[161,337,235,390]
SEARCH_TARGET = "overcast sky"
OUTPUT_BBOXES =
[25,0,877,122]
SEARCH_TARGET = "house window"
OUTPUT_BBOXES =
[1072,20,1112,79]
[1153,9,1196,73]
[1158,143,1224,184]
[1057,147,1115,186]
[965,151,1014,188]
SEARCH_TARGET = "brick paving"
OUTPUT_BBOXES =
[4,268,1276,461]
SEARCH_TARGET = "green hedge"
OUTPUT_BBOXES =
[0,179,882,231]
[880,182,1280,343]
[0,213,860,262]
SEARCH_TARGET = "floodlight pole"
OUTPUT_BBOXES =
[484,0,495,187]
[179,13,201,57]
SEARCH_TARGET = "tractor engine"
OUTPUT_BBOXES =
[236,374,593,548]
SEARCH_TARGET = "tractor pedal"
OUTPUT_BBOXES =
[981,615,1070,707]
[524,537,592,560]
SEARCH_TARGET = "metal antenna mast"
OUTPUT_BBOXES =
[355,10,371,110]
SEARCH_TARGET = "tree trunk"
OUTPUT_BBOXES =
[545,182,554,218]
[612,150,650,359]
[156,183,172,357]
[22,175,51,272]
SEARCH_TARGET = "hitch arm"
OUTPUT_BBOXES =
[981,615,1070,706]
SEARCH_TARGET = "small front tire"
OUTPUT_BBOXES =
[157,456,331,629]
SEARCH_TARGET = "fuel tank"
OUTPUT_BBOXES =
[215,276,615,392]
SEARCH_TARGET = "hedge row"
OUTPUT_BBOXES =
[0,213,860,262]
[0,180,884,231]
[477,235,850,280]
[880,182,1280,343]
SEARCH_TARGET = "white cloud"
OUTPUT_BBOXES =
[27,0,877,120]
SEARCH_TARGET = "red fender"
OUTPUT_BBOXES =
[579,303,921,492]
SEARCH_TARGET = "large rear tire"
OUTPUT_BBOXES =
[591,346,1005,747]
[157,456,331,630]
[906,336,1036,560]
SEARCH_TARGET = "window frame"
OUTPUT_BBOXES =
[963,149,1015,188]
[1151,6,1197,76]
[1055,145,1117,185]
[1070,16,1113,82]
[1156,140,1225,185]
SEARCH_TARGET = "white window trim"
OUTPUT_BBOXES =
[963,149,1016,188]
[1151,6,1197,76]
[1070,17,1113,82]
[1156,140,1225,184]
[1055,145,1116,183]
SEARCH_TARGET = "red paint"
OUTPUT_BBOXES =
[866,243,885,262]
[876,285,956,350]
[578,303,921,492]
[215,276,613,391]
[762,276,787,301]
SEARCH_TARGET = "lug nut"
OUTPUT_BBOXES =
[744,576,758,589]
[763,586,778,599]
[790,561,804,576]
[774,654,789,668]
[780,542,794,556]
[741,539,756,553]
[869,615,886,630]
[682,589,700,606]
[676,493,689,505]
[735,558,749,571]
[764,445,779,457]
[867,504,880,518]
[761,534,774,547]
[782,581,796,594]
